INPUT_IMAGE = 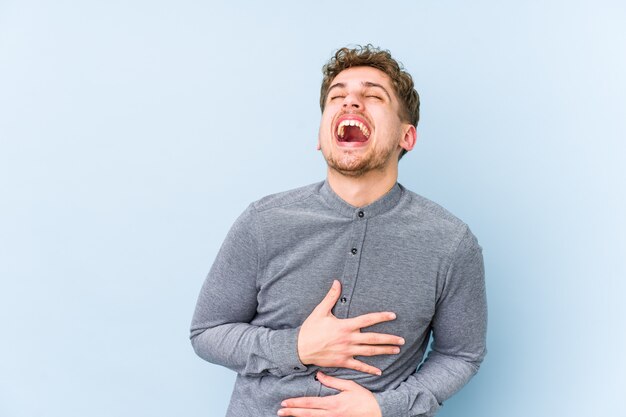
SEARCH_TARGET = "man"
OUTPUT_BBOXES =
[190,45,487,417]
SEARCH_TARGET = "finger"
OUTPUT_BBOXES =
[346,311,397,329]
[277,407,326,417]
[350,345,401,357]
[352,332,405,346]
[316,371,359,391]
[281,396,332,409]
[312,280,341,315]
[344,358,382,376]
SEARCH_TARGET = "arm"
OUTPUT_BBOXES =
[190,205,405,378]
[373,226,487,417]
[189,205,306,377]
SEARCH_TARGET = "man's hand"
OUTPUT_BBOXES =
[297,280,404,376]
[278,371,382,417]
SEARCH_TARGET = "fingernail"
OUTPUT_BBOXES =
[393,347,400,354]
[281,401,287,407]
[389,313,396,319]
[277,410,286,416]
[376,370,382,376]
[399,338,405,345]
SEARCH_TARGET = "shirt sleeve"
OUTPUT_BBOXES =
[373,226,487,417]
[189,204,308,377]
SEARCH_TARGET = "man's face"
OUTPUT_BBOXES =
[318,66,415,177]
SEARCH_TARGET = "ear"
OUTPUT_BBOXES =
[399,124,417,153]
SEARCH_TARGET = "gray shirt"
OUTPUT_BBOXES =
[190,180,487,417]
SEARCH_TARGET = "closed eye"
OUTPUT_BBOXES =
[366,95,382,100]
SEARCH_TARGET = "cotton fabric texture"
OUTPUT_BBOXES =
[190,180,487,417]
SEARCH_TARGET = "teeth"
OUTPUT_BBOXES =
[336,119,370,138]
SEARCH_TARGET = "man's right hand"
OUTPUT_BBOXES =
[297,280,405,376]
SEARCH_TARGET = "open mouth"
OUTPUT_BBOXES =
[336,117,371,143]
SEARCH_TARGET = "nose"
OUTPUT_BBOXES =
[342,93,362,110]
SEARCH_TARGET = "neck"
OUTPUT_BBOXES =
[326,164,398,207]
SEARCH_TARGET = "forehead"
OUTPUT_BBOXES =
[331,66,394,90]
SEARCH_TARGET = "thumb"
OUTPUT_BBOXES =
[316,371,358,392]
[312,280,341,315]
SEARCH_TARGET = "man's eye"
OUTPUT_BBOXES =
[366,95,382,100]
[330,95,345,100]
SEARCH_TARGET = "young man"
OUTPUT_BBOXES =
[190,45,487,417]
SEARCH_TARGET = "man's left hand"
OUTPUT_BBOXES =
[277,371,382,417]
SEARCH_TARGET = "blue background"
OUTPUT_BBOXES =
[1,1,624,416]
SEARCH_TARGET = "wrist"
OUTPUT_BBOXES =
[269,327,309,376]
[296,327,313,365]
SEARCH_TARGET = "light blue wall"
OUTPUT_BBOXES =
[1,1,624,416]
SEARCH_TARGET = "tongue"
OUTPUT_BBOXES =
[341,125,368,142]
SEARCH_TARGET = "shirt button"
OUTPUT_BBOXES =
[358,211,364,218]
[351,248,358,255]
[340,296,347,303]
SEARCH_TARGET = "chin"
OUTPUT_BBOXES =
[325,154,373,177]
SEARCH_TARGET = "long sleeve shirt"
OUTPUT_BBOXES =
[190,180,487,417]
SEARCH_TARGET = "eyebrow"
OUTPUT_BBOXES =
[327,81,392,101]
[362,82,392,101]
[327,82,346,96]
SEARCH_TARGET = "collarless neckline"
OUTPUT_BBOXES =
[319,179,403,219]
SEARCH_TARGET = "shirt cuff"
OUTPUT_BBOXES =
[373,388,441,417]
[373,390,406,417]
[269,326,308,376]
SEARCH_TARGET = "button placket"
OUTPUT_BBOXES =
[336,214,368,318]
